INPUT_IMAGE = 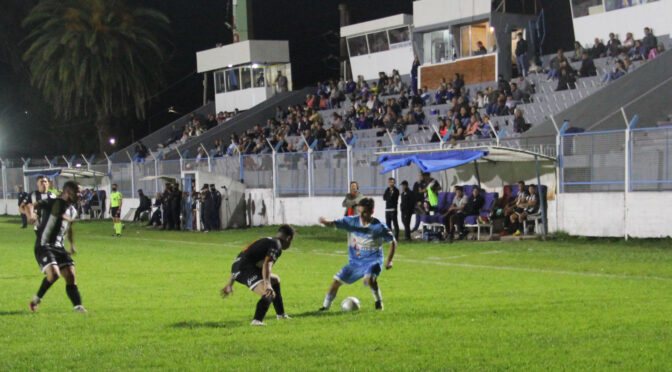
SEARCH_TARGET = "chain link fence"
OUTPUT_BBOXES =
[560,130,625,193]
[631,127,672,191]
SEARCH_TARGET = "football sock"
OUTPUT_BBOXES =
[66,284,82,306]
[115,222,122,235]
[371,287,383,303]
[271,282,285,315]
[36,277,54,299]
[323,293,336,309]
[254,296,272,321]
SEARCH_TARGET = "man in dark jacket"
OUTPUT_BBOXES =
[515,32,528,77]
[210,184,222,230]
[133,189,152,222]
[382,177,400,240]
[17,185,30,228]
[642,27,657,57]
[579,52,597,77]
[399,181,415,240]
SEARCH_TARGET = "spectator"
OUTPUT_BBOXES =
[499,181,527,236]
[452,187,484,240]
[442,185,467,242]
[606,32,621,57]
[516,75,533,96]
[134,140,149,162]
[622,32,635,51]
[411,55,420,95]
[474,41,487,55]
[591,38,607,58]
[133,189,151,222]
[641,27,657,58]
[570,41,584,62]
[509,184,539,236]
[274,70,288,93]
[342,181,363,216]
[399,180,414,240]
[556,61,576,91]
[513,109,531,133]
[510,82,529,103]
[547,49,568,81]
[383,177,400,240]
[515,32,529,77]
[601,60,627,83]
[464,115,482,140]
[579,52,597,77]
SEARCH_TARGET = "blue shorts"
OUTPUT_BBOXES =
[334,260,383,285]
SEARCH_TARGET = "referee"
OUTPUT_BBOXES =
[110,184,123,237]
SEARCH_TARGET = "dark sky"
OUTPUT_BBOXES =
[0,0,572,158]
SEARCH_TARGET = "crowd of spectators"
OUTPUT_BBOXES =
[145,182,224,232]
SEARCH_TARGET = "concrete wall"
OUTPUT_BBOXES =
[215,86,273,112]
[196,40,290,73]
[341,14,412,37]
[413,0,490,29]
[572,0,672,46]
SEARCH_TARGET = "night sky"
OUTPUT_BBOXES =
[0,0,572,158]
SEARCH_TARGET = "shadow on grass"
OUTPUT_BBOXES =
[170,320,243,329]
[0,310,29,316]
[290,310,348,318]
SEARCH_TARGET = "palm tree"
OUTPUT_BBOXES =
[22,0,169,153]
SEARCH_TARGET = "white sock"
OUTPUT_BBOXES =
[371,288,382,302]
[323,293,335,309]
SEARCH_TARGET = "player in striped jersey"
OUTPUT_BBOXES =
[26,181,87,312]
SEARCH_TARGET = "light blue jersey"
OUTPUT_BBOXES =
[332,216,395,284]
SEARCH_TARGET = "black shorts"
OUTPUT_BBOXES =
[111,207,121,218]
[231,259,263,290]
[34,244,74,273]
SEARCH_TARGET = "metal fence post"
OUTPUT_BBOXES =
[21,157,30,192]
[200,143,212,172]
[126,151,136,198]
[556,121,568,194]
[266,139,278,197]
[148,151,159,195]
[0,158,7,201]
[104,152,112,175]
[340,134,352,191]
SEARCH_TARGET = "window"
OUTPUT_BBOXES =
[226,68,240,91]
[215,71,225,94]
[241,67,252,89]
[252,67,265,87]
[388,26,410,45]
[605,0,658,11]
[423,29,454,64]
[367,31,389,53]
[459,22,494,57]
[347,36,368,57]
[571,0,603,17]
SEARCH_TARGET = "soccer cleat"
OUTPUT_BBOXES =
[29,296,41,312]
[375,301,384,310]
[513,230,522,237]
[74,305,88,313]
[276,314,291,320]
[250,319,266,326]
[318,306,329,311]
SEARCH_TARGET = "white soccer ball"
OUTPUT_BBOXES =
[340,296,361,312]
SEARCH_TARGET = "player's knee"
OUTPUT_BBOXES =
[271,275,280,286]
[47,271,60,282]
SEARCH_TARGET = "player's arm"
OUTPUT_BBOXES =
[319,216,335,227]
[220,274,235,298]
[261,256,275,298]
[67,225,76,254]
[385,240,397,270]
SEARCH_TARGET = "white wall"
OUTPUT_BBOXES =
[413,0,490,29]
[215,86,273,112]
[572,0,672,46]
[350,46,415,81]
[196,40,290,73]
[341,14,412,37]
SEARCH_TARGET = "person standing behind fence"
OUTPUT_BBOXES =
[200,184,212,232]
[110,184,123,237]
[399,181,414,241]
[210,184,222,230]
[161,184,173,230]
[383,177,400,240]
[342,181,363,216]
[515,32,528,77]
[171,183,182,230]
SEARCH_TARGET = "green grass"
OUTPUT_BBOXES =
[1,216,671,371]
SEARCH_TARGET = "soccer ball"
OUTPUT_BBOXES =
[340,297,361,312]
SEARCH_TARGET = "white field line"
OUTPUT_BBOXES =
[88,234,672,282]
[480,250,503,255]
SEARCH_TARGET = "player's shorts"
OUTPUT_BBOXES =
[231,260,263,290]
[34,244,74,274]
[111,207,121,218]
[334,260,383,285]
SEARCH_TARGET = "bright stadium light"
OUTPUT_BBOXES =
[490,26,495,33]
[75,162,82,168]
[109,138,116,145]
[252,63,259,68]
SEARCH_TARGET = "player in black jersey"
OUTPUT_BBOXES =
[24,176,57,237]
[221,224,295,326]
[26,181,87,313]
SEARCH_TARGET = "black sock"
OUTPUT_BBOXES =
[253,296,272,321]
[66,284,82,306]
[272,282,285,315]
[36,278,54,299]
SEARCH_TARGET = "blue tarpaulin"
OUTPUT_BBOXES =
[377,150,488,174]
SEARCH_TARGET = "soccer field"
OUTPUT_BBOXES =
[1,216,671,371]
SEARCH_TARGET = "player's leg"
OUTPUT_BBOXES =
[31,262,60,311]
[363,263,384,310]
[269,274,289,319]
[61,265,86,312]
[391,211,400,240]
[320,279,343,311]
[250,281,274,325]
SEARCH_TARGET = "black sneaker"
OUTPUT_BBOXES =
[318,306,328,311]
[375,301,384,310]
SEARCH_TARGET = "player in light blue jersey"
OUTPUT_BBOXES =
[318,197,397,311]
